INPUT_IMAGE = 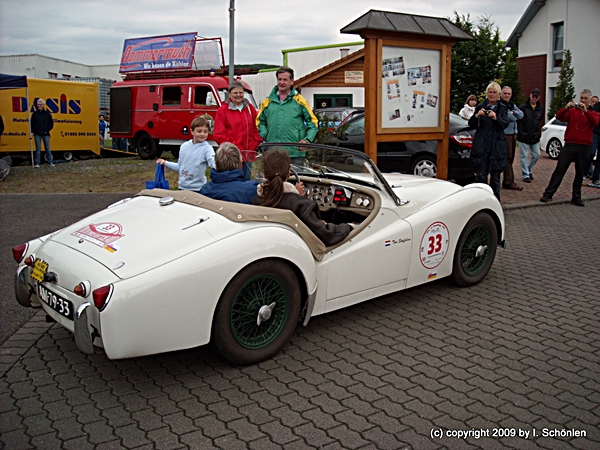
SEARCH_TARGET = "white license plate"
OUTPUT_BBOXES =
[38,284,74,320]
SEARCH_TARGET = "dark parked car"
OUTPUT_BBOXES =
[314,107,364,127]
[331,112,475,180]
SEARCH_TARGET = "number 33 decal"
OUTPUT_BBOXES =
[420,222,449,269]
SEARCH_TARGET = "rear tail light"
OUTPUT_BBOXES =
[24,255,35,267]
[92,285,113,311]
[12,243,28,263]
[74,281,91,298]
[451,134,473,148]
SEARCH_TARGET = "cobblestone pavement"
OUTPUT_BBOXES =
[1,200,599,449]
[493,151,600,207]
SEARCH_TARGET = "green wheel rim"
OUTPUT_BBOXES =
[230,274,289,349]
[460,224,491,277]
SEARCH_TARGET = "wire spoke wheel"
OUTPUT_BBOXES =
[459,224,491,277]
[230,274,289,349]
[452,213,498,286]
[213,261,301,365]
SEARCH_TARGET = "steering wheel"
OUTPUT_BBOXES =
[289,166,300,185]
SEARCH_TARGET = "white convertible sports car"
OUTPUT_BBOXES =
[13,144,505,365]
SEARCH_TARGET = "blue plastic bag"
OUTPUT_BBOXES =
[146,164,170,190]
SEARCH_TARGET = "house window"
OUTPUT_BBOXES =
[552,22,564,69]
[48,72,58,79]
[62,74,71,80]
[314,95,352,109]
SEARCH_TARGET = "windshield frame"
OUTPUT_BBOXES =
[256,142,401,205]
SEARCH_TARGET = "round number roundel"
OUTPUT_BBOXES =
[419,222,449,269]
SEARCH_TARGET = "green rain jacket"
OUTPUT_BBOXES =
[256,86,319,158]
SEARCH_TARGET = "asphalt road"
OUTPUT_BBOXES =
[0,193,132,346]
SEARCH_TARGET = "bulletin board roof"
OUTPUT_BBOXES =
[340,10,473,41]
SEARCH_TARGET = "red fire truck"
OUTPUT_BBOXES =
[109,73,256,159]
[109,33,257,159]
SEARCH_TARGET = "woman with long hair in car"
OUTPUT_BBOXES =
[253,149,353,246]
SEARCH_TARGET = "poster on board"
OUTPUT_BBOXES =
[381,46,441,129]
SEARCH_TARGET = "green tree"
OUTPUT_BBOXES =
[500,48,524,105]
[547,49,575,118]
[450,13,508,113]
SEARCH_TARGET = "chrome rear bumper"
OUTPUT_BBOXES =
[74,302,95,354]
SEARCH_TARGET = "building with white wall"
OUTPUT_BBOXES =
[241,42,364,106]
[0,54,121,81]
[506,0,600,112]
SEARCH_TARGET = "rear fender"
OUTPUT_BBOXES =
[99,226,318,360]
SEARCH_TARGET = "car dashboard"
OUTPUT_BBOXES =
[299,177,377,224]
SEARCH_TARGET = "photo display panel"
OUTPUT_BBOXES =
[380,46,441,129]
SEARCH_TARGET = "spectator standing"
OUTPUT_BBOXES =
[500,86,524,190]
[540,89,600,206]
[256,66,318,166]
[200,143,259,204]
[252,148,352,246]
[0,114,4,145]
[99,115,108,148]
[468,82,509,201]
[156,116,215,192]
[30,99,54,168]
[459,94,478,120]
[214,81,262,180]
[517,88,544,183]
[584,98,600,186]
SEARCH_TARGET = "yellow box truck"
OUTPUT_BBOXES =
[0,78,101,162]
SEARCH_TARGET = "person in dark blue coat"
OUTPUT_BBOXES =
[200,142,259,204]
[30,99,55,168]
[468,82,509,200]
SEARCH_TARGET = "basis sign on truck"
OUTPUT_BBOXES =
[0,78,101,160]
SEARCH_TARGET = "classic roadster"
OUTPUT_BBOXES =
[13,144,505,365]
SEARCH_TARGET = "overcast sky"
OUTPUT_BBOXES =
[0,0,529,66]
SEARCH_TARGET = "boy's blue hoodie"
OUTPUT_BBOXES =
[164,140,215,191]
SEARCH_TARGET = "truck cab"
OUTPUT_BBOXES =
[109,75,256,159]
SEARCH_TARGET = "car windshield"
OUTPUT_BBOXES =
[256,143,401,205]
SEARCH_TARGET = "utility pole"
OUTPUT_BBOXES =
[229,0,235,83]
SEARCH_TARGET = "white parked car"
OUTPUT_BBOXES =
[540,117,566,159]
[13,144,505,365]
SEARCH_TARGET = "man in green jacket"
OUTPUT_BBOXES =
[256,66,318,165]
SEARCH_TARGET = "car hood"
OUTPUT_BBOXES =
[46,195,233,279]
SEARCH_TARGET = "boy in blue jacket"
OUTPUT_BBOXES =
[156,116,215,192]
[200,142,259,204]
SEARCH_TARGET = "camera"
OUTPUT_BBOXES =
[574,103,581,109]
[483,110,490,115]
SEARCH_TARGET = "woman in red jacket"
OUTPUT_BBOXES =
[213,81,262,179]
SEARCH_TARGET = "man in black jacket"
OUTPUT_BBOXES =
[517,89,544,183]
[30,99,54,168]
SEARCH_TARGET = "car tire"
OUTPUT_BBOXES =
[546,137,562,160]
[411,155,437,178]
[135,134,162,160]
[452,212,498,287]
[212,260,301,365]
[61,151,73,162]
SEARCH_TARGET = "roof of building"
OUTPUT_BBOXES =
[505,0,547,48]
[340,10,473,41]
[293,49,365,88]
